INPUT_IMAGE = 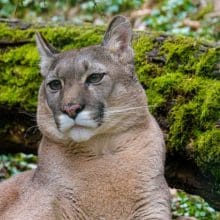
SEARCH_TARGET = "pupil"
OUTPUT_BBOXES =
[92,75,98,80]
[49,80,61,90]
[87,73,104,84]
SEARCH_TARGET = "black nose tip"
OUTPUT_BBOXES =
[62,103,84,118]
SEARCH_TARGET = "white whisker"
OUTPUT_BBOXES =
[106,106,148,114]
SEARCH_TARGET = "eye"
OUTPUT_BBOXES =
[86,73,105,84]
[48,80,62,90]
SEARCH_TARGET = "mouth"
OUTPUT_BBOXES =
[58,111,98,130]
[72,124,94,130]
[57,111,99,142]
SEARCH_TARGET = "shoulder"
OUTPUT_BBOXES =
[0,170,34,213]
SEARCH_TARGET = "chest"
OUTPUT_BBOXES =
[53,157,142,219]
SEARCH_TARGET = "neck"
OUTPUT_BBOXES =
[36,125,147,175]
[39,125,144,155]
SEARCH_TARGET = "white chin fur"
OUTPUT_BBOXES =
[58,114,75,132]
[75,111,98,128]
[69,127,95,142]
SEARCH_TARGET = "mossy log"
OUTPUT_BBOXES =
[0,22,220,209]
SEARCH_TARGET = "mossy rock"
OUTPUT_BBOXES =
[0,23,219,183]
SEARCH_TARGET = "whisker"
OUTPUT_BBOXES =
[108,105,155,110]
[37,121,55,126]
[19,110,36,117]
[106,106,148,114]
[37,113,55,117]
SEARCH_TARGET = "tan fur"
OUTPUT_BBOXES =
[0,16,171,219]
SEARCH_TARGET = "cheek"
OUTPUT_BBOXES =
[46,91,62,113]
[111,84,127,97]
[89,80,113,100]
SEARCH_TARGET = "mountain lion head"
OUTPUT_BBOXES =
[36,16,148,143]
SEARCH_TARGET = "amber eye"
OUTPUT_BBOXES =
[48,80,62,90]
[86,73,105,84]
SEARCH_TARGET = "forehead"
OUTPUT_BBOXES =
[52,46,112,79]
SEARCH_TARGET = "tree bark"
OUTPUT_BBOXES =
[0,22,219,210]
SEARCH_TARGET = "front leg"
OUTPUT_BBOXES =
[133,176,171,220]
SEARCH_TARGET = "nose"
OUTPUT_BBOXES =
[62,103,84,118]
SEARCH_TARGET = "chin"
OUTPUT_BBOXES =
[68,127,96,143]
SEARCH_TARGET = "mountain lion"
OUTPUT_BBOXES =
[0,16,171,219]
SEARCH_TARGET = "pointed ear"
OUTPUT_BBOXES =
[102,16,133,63]
[35,32,58,75]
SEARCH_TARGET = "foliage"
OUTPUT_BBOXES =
[0,0,219,40]
[81,0,143,15]
[145,0,220,40]
[0,0,76,21]
[146,0,197,32]
[0,0,143,23]
[0,153,37,181]
[172,190,219,219]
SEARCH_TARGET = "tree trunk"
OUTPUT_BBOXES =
[0,21,220,210]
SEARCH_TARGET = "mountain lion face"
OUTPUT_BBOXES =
[36,16,147,143]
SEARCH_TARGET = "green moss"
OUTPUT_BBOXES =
[150,72,186,96]
[160,36,201,74]
[195,47,220,78]
[0,44,40,110]
[168,101,199,150]
[37,25,104,50]
[198,80,220,124]
[0,24,220,183]
[133,32,165,86]
[146,89,165,112]
[196,129,220,180]
[1,44,39,66]
[0,23,33,41]
[148,71,220,177]
[160,35,220,79]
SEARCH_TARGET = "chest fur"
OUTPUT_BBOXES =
[54,156,142,219]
